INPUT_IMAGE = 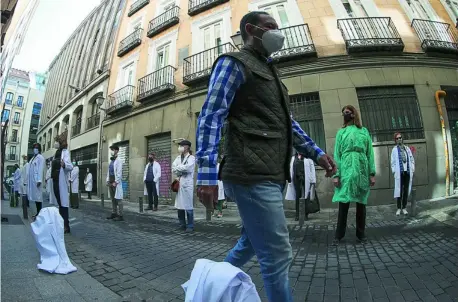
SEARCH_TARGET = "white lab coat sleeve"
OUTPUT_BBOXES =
[143,164,148,181]
[172,157,180,174]
[154,162,161,183]
[285,157,296,201]
[174,155,195,173]
[409,148,415,173]
[106,165,110,183]
[391,148,397,174]
[62,150,73,172]
[36,156,45,184]
[309,159,316,184]
[115,159,122,184]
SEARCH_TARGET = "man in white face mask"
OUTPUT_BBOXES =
[195,11,337,302]
[106,145,124,221]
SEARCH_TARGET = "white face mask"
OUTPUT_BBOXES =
[33,148,39,155]
[54,141,60,149]
[110,151,115,157]
[251,24,285,55]
[178,146,185,153]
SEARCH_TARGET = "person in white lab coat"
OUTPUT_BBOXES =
[28,143,45,217]
[20,155,30,208]
[50,137,73,233]
[45,161,52,197]
[69,162,80,209]
[84,168,93,199]
[391,132,415,216]
[285,153,317,221]
[106,145,124,221]
[13,164,21,207]
[143,152,161,211]
[172,140,196,232]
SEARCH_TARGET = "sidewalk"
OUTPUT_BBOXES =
[1,200,120,302]
[83,195,458,227]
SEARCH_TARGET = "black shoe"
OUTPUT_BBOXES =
[106,213,117,219]
[357,236,368,244]
[153,207,158,211]
[146,207,153,211]
[332,238,340,246]
[185,228,194,233]
[113,216,124,221]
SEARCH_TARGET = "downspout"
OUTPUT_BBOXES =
[435,90,449,197]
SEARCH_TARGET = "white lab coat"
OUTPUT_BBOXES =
[45,167,52,195]
[285,156,316,201]
[106,157,123,200]
[27,154,45,202]
[391,145,415,198]
[49,149,73,208]
[84,173,93,192]
[143,161,162,195]
[182,259,261,302]
[31,207,77,274]
[172,153,196,210]
[13,168,21,192]
[69,166,79,194]
[217,163,225,200]
[20,162,29,195]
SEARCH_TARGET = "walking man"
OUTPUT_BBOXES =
[143,152,161,211]
[195,11,336,302]
[106,145,124,221]
[28,143,45,218]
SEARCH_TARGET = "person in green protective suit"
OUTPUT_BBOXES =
[332,105,376,245]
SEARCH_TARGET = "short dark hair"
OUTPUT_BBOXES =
[240,11,270,42]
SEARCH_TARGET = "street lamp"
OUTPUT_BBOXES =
[96,95,107,198]
[230,31,243,50]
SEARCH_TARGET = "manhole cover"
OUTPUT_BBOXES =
[1,214,24,225]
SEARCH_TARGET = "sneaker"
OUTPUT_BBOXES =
[217,213,222,218]
[358,237,368,244]
[185,228,194,233]
[396,209,401,216]
[113,216,124,221]
[402,209,408,215]
[106,213,117,219]
[332,238,340,246]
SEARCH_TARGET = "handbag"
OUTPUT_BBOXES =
[305,184,320,214]
[170,155,190,193]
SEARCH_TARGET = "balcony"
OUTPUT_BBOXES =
[7,154,16,161]
[12,119,20,126]
[128,0,149,17]
[337,17,404,54]
[183,43,235,86]
[87,113,100,130]
[270,24,316,62]
[117,28,143,57]
[106,85,135,115]
[188,0,229,16]
[411,19,458,55]
[71,121,82,137]
[9,136,19,143]
[138,66,176,102]
[147,6,180,38]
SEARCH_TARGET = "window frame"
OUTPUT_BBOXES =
[2,109,10,122]
[249,0,304,27]
[16,95,24,107]
[5,92,13,104]
[13,112,20,124]
[147,29,178,74]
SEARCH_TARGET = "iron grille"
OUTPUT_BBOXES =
[87,112,100,129]
[337,17,404,53]
[128,0,149,17]
[71,144,98,163]
[117,28,143,57]
[147,6,180,38]
[106,85,135,114]
[271,24,316,61]
[357,86,425,143]
[188,0,229,16]
[289,92,326,151]
[71,120,82,137]
[137,65,176,101]
[411,19,458,54]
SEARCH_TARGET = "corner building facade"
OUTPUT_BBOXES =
[101,0,457,206]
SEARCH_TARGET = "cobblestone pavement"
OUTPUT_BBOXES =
[65,202,458,302]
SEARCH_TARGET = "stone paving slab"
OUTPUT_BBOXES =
[0,203,120,302]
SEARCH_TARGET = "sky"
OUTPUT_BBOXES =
[13,0,102,73]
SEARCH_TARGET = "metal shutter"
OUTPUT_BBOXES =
[117,143,130,200]
[147,133,172,201]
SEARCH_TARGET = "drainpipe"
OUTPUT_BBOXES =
[435,90,449,197]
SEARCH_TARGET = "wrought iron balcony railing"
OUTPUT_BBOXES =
[183,43,235,86]
[9,136,19,143]
[411,19,458,54]
[128,0,149,17]
[117,28,143,57]
[147,6,180,38]
[71,121,82,137]
[270,24,316,62]
[106,85,135,115]
[7,154,16,161]
[137,66,176,102]
[337,17,404,53]
[188,0,229,16]
[12,119,20,125]
[87,112,100,130]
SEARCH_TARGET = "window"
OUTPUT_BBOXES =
[2,109,10,122]
[17,96,24,107]
[122,63,135,86]
[13,112,20,124]
[262,3,290,27]
[203,22,222,52]
[289,92,326,151]
[10,146,16,156]
[155,44,170,70]
[32,102,42,115]
[191,7,231,54]
[5,92,13,104]
[357,86,425,142]
[440,0,458,21]
[158,0,176,15]
[12,129,18,141]
[249,0,303,27]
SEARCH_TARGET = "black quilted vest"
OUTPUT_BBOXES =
[217,46,293,184]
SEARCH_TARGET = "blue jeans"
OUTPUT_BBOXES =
[177,209,194,229]
[223,181,293,302]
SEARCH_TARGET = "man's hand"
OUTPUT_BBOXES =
[197,185,218,209]
[318,154,336,177]
[37,182,42,187]
[112,182,117,188]
[61,160,65,168]
[370,176,376,187]
[332,177,340,188]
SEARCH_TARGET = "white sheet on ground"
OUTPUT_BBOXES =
[31,207,77,274]
[182,259,261,302]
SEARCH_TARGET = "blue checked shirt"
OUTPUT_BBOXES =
[195,56,325,186]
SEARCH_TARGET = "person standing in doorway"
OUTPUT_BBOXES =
[84,168,93,199]
[172,140,196,232]
[13,163,21,207]
[391,132,415,216]
[106,145,124,221]
[332,105,376,245]
[50,137,73,233]
[144,152,161,211]
[195,11,336,302]
[28,143,45,218]
[21,155,29,208]
[69,161,79,209]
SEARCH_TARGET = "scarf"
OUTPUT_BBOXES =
[397,145,409,174]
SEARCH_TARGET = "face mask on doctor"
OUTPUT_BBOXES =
[249,24,285,56]
[54,141,60,149]
[33,148,39,155]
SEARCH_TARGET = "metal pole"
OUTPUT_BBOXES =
[22,194,28,219]
[139,196,143,213]
[101,193,104,208]
[410,188,417,217]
